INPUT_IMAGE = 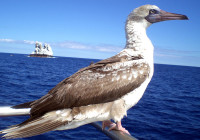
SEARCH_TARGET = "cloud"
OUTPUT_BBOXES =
[0,38,36,45]
[23,40,36,45]
[95,45,122,53]
[0,38,122,53]
[0,39,15,43]
[50,41,122,53]
[154,47,200,58]
[51,41,91,50]
[154,47,200,67]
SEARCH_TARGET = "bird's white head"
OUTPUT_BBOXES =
[125,5,188,52]
[128,4,188,29]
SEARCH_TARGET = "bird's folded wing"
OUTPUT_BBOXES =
[30,55,150,117]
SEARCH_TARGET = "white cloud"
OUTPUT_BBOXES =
[154,52,182,58]
[95,46,122,53]
[0,38,122,53]
[0,39,15,43]
[52,41,91,50]
[154,47,200,58]
[0,38,36,45]
[23,40,36,45]
[50,41,122,53]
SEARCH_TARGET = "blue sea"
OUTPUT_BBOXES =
[0,52,200,140]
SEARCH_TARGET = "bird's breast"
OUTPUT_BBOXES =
[122,75,152,110]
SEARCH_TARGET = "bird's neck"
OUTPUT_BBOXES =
[125,20,153,52]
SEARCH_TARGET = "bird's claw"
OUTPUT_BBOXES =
[108,124,130,135]
[102,120,116,130]
[102,120,130,135]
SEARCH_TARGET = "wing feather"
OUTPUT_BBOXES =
[29,54,150,119]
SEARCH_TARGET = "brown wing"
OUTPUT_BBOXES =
[30,54,150,117]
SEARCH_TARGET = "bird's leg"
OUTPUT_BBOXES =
[105,120,130,135]
[102,120,116,130]
[102,120,130,135]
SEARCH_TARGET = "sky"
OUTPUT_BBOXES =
[0,0,200,67]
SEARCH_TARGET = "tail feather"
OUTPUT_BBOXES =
[12,101,33,109]
[1,109,72,139]
[2,119,65,139]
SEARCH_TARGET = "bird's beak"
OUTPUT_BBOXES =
[146,10,188,23]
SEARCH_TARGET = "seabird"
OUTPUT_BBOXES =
[0,5,188,139]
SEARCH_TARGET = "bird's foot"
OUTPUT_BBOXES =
[102,120,116,130]
[102,120,130,135]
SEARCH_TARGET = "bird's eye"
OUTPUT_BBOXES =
[149,9,159,14]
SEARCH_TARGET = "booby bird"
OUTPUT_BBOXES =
[0,5,188,139]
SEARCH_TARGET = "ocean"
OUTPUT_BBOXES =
[0,52,199,140]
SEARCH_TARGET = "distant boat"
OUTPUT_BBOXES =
[29,41,53,58]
